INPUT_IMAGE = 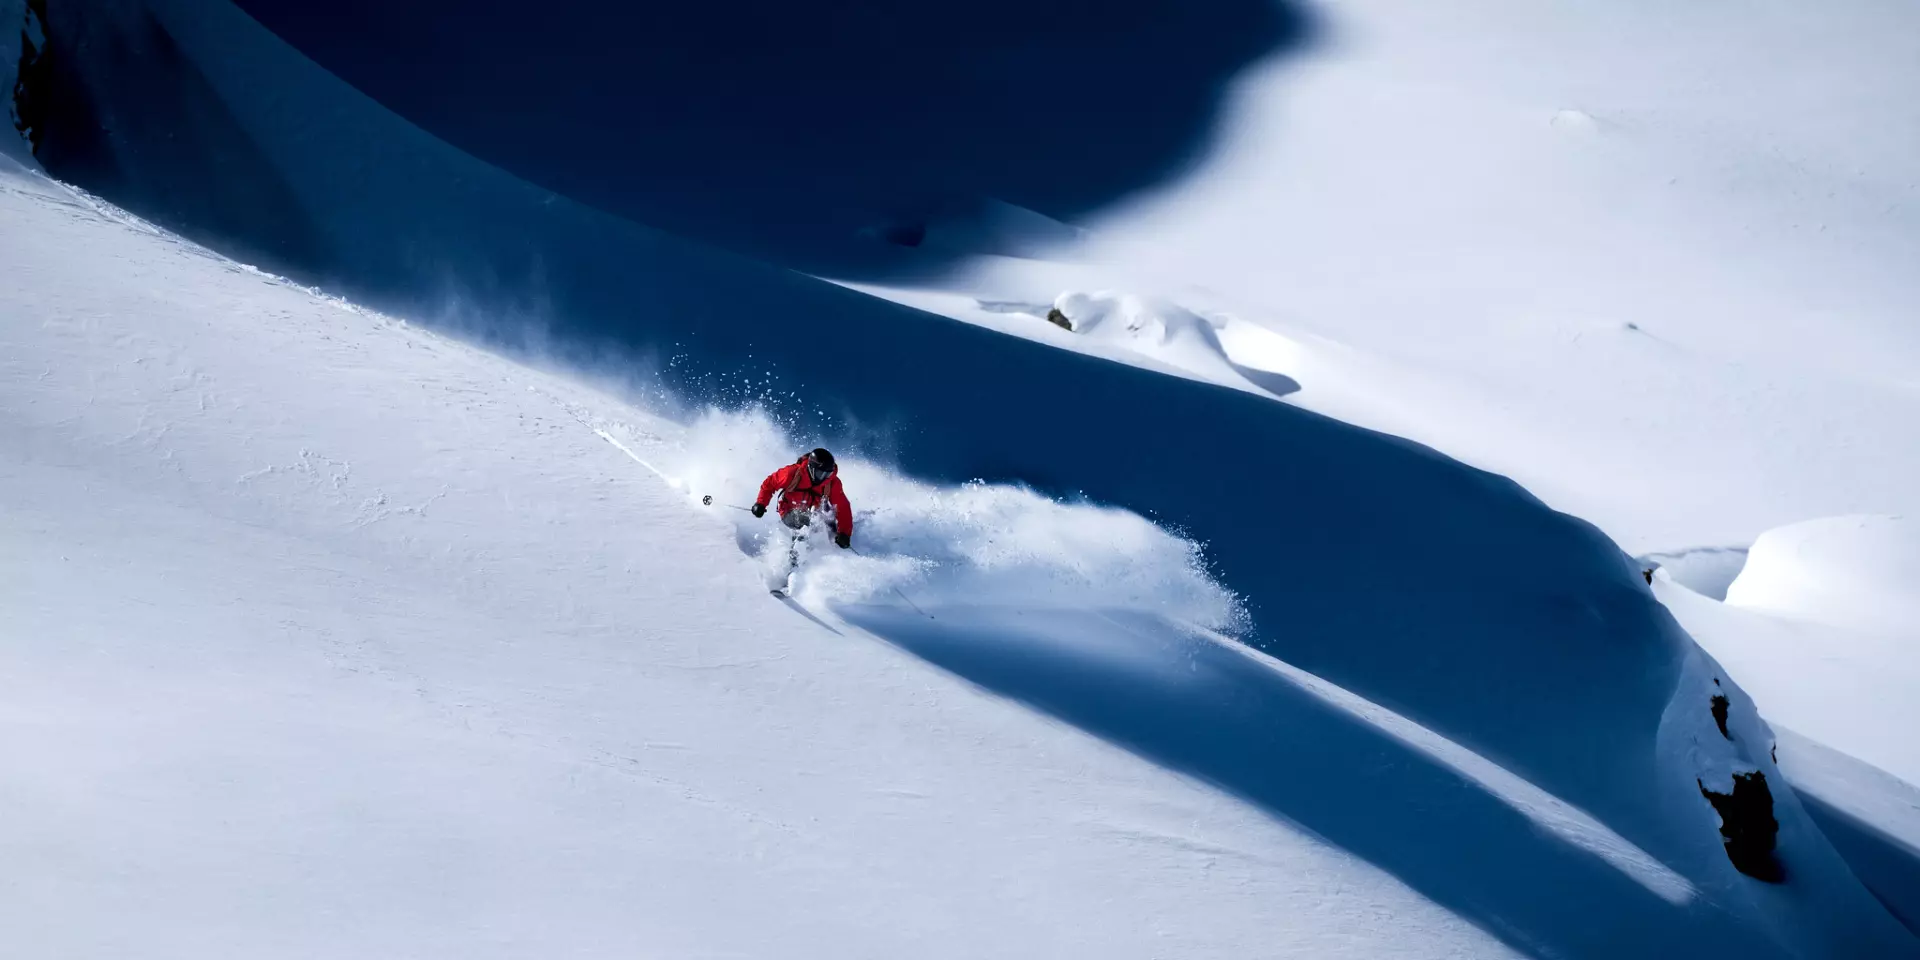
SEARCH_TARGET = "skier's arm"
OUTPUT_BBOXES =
[829,478,854,537]
[756,466,790,508]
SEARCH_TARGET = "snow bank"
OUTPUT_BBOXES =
[1639,546,1750,602]
[1660,515,1920,796]
[1727,514,1920,631]
[984,289,1309,399]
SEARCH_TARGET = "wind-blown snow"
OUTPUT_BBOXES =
[594,408,1244,625]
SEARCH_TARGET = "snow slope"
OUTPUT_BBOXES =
[1658,561,1920,940]
[6,0,1920,954]
[803,0,1920,559]
[1772,730,1920,935]
[0,164,1516,959]
[1656,516,1920,819]
[1074,0,1920,557]
[817,0,1920,880]
[6,150,1913,958]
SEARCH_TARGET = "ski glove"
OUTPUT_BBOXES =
[750,503,767,518]
[835,532,851,550]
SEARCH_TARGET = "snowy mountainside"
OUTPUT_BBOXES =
[5,155,1912,957]
[0,0,1735,796]
[1657,517,1920,804]
[4,165,1507,958]
[832,0,1920,871]
[851,0,1920,557]
[5,0,1920,954]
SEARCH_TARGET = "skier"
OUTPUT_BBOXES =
[752,448,853,549]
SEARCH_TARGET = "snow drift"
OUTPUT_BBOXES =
[1659,516,1920,865]
[1727,515,1920,632]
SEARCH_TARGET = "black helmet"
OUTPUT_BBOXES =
[806,448,836,481]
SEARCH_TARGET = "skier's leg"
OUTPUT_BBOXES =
[779,510,814,589]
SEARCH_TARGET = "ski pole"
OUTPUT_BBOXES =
[849,545,934,620]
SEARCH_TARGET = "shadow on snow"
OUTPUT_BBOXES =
[22,1,1905,952]
[837,604,1772,959]
[224,0,1316,280]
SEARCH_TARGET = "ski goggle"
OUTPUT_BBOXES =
[807,458,833,481]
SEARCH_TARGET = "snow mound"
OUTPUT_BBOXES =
[1726,515,1920,631]
[595,408,1245,630]
[1053,290,1233,378]
[1656,541,1920,826]
[1050,290,1302,397]
[1548,108,1603,137]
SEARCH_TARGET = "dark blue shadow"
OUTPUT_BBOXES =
[224,0,1315,279]
[1798,792,1920,935]
[837,605,1775,959]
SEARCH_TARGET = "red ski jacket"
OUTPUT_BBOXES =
[756,458,854,536]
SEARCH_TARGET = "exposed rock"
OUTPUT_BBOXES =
[10,0,49,151]
[1699,772,1783,882]
[1710,693,1731,740]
